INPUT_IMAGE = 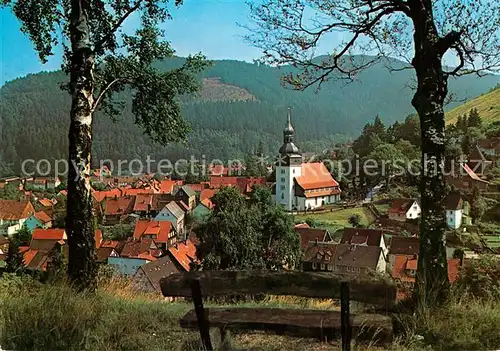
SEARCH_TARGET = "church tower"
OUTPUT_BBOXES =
[275,108,302,211]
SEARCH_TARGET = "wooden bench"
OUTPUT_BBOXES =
[160,270,397,350]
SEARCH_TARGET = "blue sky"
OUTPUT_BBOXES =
[0,0,271,86]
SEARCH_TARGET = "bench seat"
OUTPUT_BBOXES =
[180,307,393,343]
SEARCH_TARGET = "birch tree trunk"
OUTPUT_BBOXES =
[411,2,450,304]
[66,0,97,290]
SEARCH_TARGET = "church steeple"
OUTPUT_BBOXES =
[279,108,300,155]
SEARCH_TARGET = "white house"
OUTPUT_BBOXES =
[0,200,36,236]
[388,199,421,222]
[443,193,468,229]
[154,201,185,237]
[274,109,341,211]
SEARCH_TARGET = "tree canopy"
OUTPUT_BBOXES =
[195,186,301,271]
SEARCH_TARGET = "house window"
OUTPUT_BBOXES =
[280,185,285,190]
[346,266,351,272]
[320,263,325,270]
[281,177,286,182]
[312,262,317,269]
[293,169,295,174]
[281,193,284,200]
[409,213,412,218]
[280,169,285,174]
[327,264,333,271]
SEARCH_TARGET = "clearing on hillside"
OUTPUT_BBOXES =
[446,87,500,125]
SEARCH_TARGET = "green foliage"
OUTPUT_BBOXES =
[195,186,301,270]
[0,59,497,173]
[0,182,23,201]
[470,186,487,223]
[16,225,31,245]
[0,281,191,351]
[348,214,361,228]
[100,224,134,241]
[456,255,500,300]
[5,234,24,273]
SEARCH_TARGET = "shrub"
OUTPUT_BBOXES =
[456,254,500,300]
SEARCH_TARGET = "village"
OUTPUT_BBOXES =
[1,113,499,303]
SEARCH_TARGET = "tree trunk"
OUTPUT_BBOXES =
[411,3,450,305]
[66,0,97,291]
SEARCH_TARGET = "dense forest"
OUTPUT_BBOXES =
[0,55,498,176]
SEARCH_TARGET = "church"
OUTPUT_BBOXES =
[273,110,341,211]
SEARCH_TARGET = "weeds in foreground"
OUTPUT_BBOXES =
[1,267,500,350]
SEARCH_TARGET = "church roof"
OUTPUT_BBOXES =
[279,108,301,155]
[295,162,339,190]
[279,142,300,154]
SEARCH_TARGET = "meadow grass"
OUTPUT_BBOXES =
[295,207,370,234]
[2,273,500,350]
[445,87,500,125]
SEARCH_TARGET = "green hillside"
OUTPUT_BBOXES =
[0,56,498,176]
[446,87,500,125]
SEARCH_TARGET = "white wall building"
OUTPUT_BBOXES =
[274,109,341,211]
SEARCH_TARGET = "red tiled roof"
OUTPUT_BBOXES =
[295,227,332,250]
[101,240,121,250]
[121,238,158,258]
[92,189,123,202]
[159,180,182,194]
[341,228,383,247]
[0,200,35,220]
[168,240,197,271]
[38,198,53,207]
[23,249,39,266]
[392,255,417,283]
[104,197,135,216]
[209,177,239,189]
[388,236,419,256]
[388,199,417,214]
[295,163,339,190]
[295,223,310,228]
[35,211,52,224]
[133,194,153,212]
[31,228,66,241]
[477,137,500,151]
[133,219,172,244]
[200,198,214,209]
[200,189,218,201]
[137,252,158,261]
[58,190,68,196]
[122,188,154,196]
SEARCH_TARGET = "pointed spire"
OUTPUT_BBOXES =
[287,107,292,125]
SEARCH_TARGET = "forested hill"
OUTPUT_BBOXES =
[0,56,498,175]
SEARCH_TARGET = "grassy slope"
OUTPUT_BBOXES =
[295,207,370,236]
[445,88,500,125]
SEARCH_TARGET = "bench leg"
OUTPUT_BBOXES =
[341,281,351,351]
[219,327,228,342]
[190,278,213,350]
